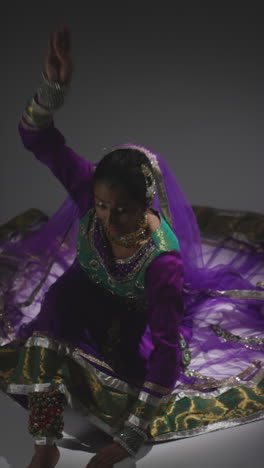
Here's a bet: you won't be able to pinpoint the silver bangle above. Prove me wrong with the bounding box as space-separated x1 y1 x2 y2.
34 437 58 445
113 421 148 457
37 71 68 111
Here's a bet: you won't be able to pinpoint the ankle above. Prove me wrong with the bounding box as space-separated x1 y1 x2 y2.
35 443 58 451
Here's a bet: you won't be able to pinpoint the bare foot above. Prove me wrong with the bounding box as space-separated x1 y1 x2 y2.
27 444 60 468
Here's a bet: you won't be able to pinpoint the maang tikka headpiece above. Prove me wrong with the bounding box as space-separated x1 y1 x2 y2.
140 163 156 207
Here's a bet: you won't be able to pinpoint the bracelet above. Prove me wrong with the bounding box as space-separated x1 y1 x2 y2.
113 421 148 457
28 390 66 444
23 95 53 128
37 71 68 112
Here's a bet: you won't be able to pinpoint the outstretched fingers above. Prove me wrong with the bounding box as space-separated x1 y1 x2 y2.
52 25 71 62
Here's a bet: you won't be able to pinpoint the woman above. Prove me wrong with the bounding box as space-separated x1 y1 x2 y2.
0 26 263 468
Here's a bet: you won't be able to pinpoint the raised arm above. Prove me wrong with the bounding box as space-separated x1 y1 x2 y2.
19 26 95 217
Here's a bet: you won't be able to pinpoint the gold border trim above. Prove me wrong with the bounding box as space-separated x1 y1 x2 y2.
175 363 264 395
143 380 172 395
9 334 264 404
209 289 264 301
147 411 264 442
128 414 149 429
212 324 264 350
138 390 165 407
24 334 140 397
5 380 264 443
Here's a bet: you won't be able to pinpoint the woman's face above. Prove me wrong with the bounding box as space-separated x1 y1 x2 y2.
94 182 145 238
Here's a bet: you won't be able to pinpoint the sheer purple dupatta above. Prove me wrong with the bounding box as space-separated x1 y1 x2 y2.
0 197 80 345
1 142 263 387
118 143 264 291
117 144 264 383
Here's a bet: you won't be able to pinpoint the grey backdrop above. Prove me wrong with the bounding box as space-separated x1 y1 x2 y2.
2 5 263 225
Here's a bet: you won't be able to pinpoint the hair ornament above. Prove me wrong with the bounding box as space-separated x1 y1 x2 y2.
140 163 156 206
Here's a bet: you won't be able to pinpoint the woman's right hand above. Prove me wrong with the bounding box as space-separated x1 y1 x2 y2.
44 25 73 85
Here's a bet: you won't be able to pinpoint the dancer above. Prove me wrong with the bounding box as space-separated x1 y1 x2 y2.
0 25 263 468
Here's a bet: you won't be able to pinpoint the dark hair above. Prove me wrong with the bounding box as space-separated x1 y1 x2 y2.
92 148 154 208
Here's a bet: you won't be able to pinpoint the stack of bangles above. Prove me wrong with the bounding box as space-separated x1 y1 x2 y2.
37 71 68 111
28 390 66 445
113 421 148 457
23 71 68 129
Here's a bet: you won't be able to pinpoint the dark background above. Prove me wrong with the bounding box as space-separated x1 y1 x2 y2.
2 5 263 224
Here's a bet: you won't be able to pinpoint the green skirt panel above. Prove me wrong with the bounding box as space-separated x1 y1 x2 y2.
1 341 264 441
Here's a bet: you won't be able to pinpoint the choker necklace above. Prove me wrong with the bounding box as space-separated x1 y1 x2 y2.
99 212 149 248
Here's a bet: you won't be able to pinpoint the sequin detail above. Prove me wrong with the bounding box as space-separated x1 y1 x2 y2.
212 324 264 351
178 332 191 368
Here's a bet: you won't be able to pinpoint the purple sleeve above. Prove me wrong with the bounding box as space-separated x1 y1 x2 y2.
18 120 95 217
144 250 185 389
125 251 185 430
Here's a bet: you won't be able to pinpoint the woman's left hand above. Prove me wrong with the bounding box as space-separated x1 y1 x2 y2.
86 442 130 467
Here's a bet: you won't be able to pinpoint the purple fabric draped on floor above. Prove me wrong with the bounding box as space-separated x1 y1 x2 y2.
0 126 263 393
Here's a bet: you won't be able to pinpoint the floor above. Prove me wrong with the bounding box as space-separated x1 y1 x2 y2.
0 390 263 468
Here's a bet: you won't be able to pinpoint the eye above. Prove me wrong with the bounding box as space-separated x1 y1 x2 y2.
96 203 105 211
96 203 106 209
96 203 126 214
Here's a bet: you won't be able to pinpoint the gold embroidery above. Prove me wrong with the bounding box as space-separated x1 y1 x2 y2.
153 228 168 252
133 400 159 419
148 379 264 439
